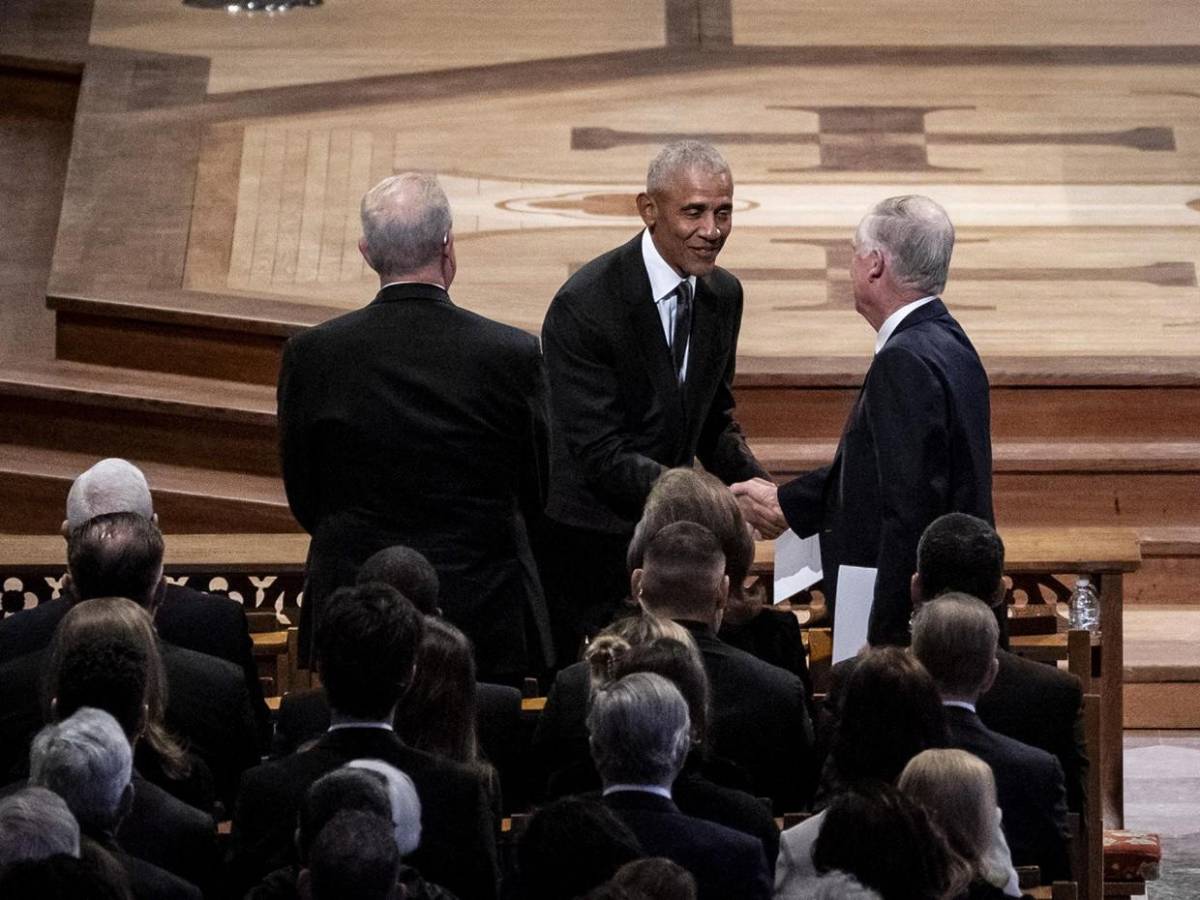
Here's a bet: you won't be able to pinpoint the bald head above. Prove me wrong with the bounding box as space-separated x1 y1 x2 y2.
358 173 453 284
64 459 154 534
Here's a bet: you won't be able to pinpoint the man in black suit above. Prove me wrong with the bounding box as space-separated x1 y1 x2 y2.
0 457 270 744
278 173 551 681
590 671 770 900
230 582 499 900
912 593 1070 882
541 140 768 659
735 195 993 646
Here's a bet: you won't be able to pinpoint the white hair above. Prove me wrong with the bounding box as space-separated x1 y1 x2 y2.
65 458 154 531
646 140 730 195
855 195 955 295
800 870 884 900
359 173 452 278
346 758 422 857
0 786 81 864
588 672 691 787
29 708 132 832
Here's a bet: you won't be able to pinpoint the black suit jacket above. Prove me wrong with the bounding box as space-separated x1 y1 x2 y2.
278 283 551 677
0 594 66 663
534 622 815 812
943 705 1070 882
117 772 217 891
542 233 765 534
778 299 993 645
603 790 770 900
230 726 498 900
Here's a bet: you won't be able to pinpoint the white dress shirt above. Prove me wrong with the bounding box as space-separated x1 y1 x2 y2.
641 229 695 380
874 295 937 355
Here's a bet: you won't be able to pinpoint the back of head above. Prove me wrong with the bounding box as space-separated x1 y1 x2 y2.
804 871 885 900
29 708 132 834
0 787 80 865
316 583 423 720
629 468 754 586
299 766 394 862
635 521 726 621
646 140 730 196
356 545 440 615
911 593 999 700
584 613 695 688
518 797 643 900
67 512 164 608
917 513 1005 607
611 857 697 900
588 671 691 788
813 783 964 900
359 172 452 279
346 759 422 858
855 195 955 296
305 810 400 900
899 748 998 873
0 852 129 900
832 647 947 786
394 616 479 763
65 459 153 532
611 637 710 743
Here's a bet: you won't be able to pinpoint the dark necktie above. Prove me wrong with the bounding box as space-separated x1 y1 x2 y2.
672 280 693 385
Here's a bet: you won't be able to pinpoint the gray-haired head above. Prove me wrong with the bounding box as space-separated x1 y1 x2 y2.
646 140 730 196
359 173 452 279
854 195 955 296
802 870 884 900
29 707 133 833
911 592 999 700
65 459 154 532
346 758 422 857
0 786 81 865
588 671 691 788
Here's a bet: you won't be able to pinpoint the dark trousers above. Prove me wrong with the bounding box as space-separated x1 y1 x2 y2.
540 520 633 670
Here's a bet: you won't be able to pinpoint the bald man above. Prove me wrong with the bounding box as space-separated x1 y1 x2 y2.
277 173 552 680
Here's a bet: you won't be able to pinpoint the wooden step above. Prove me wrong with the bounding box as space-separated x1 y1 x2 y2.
0 443 299 534
0 359 279 476
1123 605 1200 728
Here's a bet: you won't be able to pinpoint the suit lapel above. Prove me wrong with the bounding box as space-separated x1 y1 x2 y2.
621 240 686 434
680 276 722 428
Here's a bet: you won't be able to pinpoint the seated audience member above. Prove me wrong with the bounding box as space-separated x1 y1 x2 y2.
825 513 1086 813
775 648 948 894
0 786 80 864
0 458 268 744
299 810 400 900
357 544 442 615
799 870 884 900
609 857 698 900
590 672 771 900
899 749 1020 899
29 707 201 900
231 583 498 900
534 613 704 796
912 593 1070 883
0 512 258 810
809 784 965 900
916 513 1086 813
548 636 780 866
632 521 816 811
44 597 218 887
517 797 645 900
0 853 131 900
627 468 811 687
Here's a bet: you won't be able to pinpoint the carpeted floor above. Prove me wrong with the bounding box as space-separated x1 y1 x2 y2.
1124 733 1200 899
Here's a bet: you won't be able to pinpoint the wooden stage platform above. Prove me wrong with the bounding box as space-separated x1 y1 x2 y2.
1 1 1198 721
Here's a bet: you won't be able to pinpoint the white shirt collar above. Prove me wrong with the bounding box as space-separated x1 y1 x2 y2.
942 699 977 714
603 783 673 800
379 280 446 291
641 229 695 303
874 295 937 354
328 714 395 733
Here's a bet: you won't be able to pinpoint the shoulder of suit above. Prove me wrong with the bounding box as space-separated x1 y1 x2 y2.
700 265 742 301
997 648 1082 697
550 236 640 305
719 639 806 693
163 640 245 685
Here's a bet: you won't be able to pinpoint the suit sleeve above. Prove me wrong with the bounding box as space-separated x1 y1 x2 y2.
542 289 668 518
277 338 319 534
862 347 950 645
695 287 769 484
778 465 832 538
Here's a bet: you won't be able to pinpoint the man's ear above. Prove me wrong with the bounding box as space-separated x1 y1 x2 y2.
716 574 730 610
867 248 885 282
357 236 372 267
49 696 58 721
630 568 644 601
980 654 1000 696
297 867 313 900
636 192 658 230
60 519 70 540
910 573 923 607
116 782 134 824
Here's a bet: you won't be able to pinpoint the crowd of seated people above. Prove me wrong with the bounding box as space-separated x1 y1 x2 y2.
0 460 1087 899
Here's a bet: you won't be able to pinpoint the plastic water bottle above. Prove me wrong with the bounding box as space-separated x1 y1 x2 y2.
1068 577 1100 632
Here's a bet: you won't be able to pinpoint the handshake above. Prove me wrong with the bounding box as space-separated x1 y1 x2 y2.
730 477 788 540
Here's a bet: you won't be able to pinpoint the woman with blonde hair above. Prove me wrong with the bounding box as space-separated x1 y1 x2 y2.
899 749 1021 899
